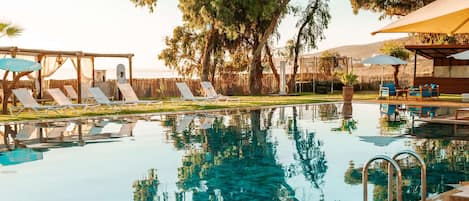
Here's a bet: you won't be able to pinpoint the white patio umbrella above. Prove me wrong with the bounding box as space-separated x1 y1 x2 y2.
448 50 469 60
372 0 469 35
362 55 407 85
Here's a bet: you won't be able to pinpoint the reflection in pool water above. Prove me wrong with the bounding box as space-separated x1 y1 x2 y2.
0 103 467 201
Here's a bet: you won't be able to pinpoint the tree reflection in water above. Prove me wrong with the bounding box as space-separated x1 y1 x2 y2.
289 107 328 200
133 168 163 201
170 110 296 200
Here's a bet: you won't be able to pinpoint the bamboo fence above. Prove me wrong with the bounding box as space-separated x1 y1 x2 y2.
4 73 421 99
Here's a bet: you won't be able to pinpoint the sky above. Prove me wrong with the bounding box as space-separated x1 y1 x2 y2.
0 0 406 78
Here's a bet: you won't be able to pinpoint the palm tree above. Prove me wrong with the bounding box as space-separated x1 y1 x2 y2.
0 22 22 38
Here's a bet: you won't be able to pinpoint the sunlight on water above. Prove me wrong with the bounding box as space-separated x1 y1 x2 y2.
0 103 467 201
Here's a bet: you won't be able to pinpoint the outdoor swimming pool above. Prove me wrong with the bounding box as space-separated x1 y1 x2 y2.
0 103 467 201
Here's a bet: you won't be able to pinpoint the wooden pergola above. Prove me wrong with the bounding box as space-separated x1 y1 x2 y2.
0 46 134 103
406 45 469 93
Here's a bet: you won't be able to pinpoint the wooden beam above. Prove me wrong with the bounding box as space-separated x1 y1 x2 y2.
76 52 82 104
0 46 133 58
91 57 95 87
128 56 133 86
413 50 417 86
36 54 44 99
10 47 17 107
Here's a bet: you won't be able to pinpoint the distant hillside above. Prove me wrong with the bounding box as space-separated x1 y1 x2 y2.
308 37 411 58
304 37 433 78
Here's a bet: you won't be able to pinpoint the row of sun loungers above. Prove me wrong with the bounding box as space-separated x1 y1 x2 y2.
8 81 238 116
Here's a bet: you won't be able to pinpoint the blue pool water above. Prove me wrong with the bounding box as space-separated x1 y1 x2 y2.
0 103 467 201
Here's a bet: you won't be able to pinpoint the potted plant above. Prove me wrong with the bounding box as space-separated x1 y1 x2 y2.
338 71 358 103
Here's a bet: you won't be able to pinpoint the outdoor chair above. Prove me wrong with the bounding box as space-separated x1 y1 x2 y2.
199 116 216 130
379 83 397 99
176 115 195 133
117 83 162 107
112 122 136 138
88 87 129 111
201 81 240 102
47 88 96 111
10 88 63 116
175 82 215 102
64 85 78 100
64 85 93 103
15 124 36 141
408 84 439 100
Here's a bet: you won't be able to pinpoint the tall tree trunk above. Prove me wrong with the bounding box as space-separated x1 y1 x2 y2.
249 0 290 95
288 0 321 93
201 27 217 81
210 57 217 86
2 71 10 114
250 39 264 95
392 65 400 88
2 71 32 114
265 44 280 92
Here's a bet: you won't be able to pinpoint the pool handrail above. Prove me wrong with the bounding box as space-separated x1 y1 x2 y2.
362 155 402 201
389 150 427 201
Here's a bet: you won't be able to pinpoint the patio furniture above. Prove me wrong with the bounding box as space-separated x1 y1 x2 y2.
408 106 438 118
88 87 128 111
64 85 78 100
199 116 216 129
15 124 36 141
379 83 397 99
112 122 136 138
408 84 439 100
117 83 162 107
201 81 240 102
47 88 95 111
175 82 215 102
10 88 63 116
176 115 195 133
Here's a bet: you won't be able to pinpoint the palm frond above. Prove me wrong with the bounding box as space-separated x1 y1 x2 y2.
0 23 8 32
5 27 22 37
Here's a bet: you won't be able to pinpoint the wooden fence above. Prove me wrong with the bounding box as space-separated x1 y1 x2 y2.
4 73 423 99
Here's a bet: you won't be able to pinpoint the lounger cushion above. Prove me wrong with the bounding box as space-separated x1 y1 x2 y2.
381 83 396 96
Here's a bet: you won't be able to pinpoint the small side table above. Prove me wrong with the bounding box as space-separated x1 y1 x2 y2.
396 89 408 100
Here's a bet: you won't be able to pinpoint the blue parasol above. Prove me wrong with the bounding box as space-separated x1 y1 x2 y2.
362 55 407 85
0 58 41 72
0 148 43 166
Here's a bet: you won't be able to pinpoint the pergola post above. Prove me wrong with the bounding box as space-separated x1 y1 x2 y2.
10 47 17 107
128 55 133 86
91 57 95 87
36 54 43 99
76 52 83 103
413 50 417 86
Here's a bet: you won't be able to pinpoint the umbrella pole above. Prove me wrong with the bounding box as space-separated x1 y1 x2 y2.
381 66 384 86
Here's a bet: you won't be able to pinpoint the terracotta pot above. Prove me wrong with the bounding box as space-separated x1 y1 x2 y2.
342 102 353 119
342 86 354 103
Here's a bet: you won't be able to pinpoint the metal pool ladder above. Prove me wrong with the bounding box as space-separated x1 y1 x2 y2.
362 150 427 201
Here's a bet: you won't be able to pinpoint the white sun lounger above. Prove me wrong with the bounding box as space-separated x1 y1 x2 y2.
64 85 78 100
47 88 95 111
15 124 36 141
117 83 162 107
11 88 63 116
199 116 216 130
112 122 136 138
175 82 215 102
176 115 195 133
88 87 127 110
201 81 240 102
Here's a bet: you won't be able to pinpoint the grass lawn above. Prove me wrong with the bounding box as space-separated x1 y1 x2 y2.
0 91 466 122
